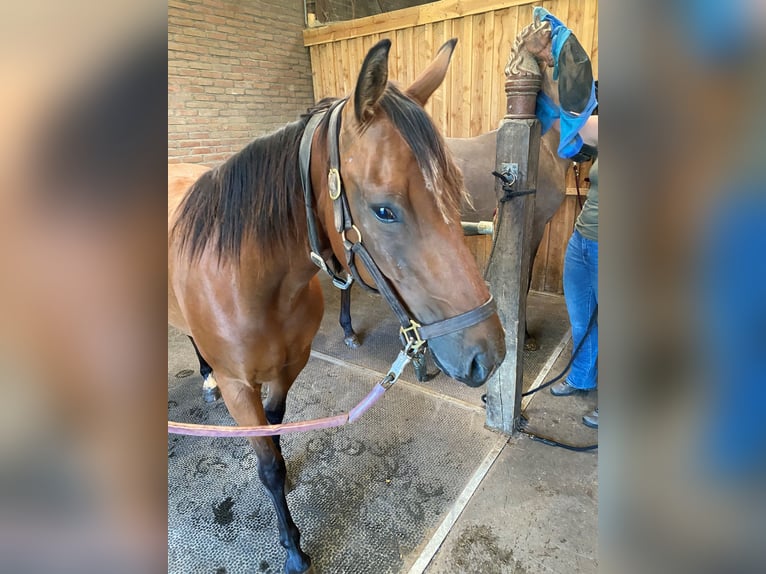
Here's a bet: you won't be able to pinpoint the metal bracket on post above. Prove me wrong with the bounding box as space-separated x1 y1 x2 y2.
501 163 519 181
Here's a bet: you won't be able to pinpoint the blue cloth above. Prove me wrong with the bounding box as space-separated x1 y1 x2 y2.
535 92 560 135
563 229 599 390
536 78 598 159
533 7 571 80
532 7 598 159
558 87 598 158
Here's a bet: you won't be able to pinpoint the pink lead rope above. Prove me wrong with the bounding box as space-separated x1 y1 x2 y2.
168 350 410 438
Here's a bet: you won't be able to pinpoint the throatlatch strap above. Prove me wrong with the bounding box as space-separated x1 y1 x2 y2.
327 102 343 180
299 112 325 258
299 102 352 289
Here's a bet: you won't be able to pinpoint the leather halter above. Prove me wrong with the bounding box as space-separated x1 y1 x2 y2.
299 99 497 355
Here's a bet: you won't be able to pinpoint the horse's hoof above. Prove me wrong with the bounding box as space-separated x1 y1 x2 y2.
524 337 539 352
202 386 221 403
413 360 427 381
413 364 440 383
417 370 440 383
285 556 313 574
343 334 362 349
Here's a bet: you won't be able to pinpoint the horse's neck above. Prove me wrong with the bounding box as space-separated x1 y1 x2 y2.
541 128 573 174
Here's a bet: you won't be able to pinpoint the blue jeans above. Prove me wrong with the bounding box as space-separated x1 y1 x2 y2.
563 229 598 390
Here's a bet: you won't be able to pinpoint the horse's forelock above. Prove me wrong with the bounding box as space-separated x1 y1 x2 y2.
376 86 468 223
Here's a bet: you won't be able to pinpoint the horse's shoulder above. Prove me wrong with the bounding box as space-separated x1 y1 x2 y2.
168 162 210 221
168 162 209 190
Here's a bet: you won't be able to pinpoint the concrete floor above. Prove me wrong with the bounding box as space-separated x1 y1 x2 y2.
422 339 598 574
168 279 597 573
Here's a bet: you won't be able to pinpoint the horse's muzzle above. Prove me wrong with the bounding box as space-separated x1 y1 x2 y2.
429 326 506 387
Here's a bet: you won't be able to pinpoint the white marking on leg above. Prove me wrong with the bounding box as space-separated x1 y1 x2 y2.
203 373 218 390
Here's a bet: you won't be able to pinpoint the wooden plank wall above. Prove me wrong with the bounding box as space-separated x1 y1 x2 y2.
303 0 598 294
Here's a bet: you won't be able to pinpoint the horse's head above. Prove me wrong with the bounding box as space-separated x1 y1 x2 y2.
319 39 505 387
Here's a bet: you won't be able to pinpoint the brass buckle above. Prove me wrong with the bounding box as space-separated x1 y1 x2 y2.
400 320 425 354
328 168 342 200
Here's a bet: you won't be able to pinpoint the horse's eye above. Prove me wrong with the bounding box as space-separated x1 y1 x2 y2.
372 206 397 223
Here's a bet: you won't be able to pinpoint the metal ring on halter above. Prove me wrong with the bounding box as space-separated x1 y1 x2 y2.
341 224 362 248
328 168 342 200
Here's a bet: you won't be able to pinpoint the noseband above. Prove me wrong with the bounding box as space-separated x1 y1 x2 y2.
299 99 497 358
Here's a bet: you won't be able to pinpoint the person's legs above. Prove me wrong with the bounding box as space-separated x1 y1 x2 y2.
563 229 598 390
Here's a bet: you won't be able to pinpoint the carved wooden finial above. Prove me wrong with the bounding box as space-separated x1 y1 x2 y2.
503 19 551 118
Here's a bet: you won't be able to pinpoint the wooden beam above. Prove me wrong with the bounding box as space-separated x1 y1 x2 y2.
303 0 536 46
484 118 541 435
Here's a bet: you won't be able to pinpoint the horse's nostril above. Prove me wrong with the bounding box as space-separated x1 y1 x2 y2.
429 338 503 387
469 352 491 385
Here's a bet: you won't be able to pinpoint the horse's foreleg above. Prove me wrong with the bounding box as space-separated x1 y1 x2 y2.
263 392 286 455
189 336 221 402
257 445 313 574
524 323 539 352
218 377 312 574
263 347 311 456
339 287 361 348
523 243 540 352
412 349 439 382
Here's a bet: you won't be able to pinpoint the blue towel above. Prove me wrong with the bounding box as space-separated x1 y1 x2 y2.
533 7 598 159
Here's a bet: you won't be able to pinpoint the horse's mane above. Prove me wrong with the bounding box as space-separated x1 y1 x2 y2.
170 100 334 264
171 87 465 264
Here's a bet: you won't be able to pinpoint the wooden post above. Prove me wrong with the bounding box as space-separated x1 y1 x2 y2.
484 75 541 435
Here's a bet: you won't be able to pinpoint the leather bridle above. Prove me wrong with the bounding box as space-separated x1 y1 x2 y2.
299 99 497 359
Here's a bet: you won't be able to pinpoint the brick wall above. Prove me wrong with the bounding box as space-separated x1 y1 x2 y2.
313 0 433 23
168 0 315 165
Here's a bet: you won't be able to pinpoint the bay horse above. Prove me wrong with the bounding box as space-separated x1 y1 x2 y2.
168 39 505 574
339 14 596 356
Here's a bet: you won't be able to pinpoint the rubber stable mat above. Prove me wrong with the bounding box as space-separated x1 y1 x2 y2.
168 335 501 574
313 278 571 404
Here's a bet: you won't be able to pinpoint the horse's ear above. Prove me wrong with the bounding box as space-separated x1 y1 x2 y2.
353 39 391 124
406 38 457 106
